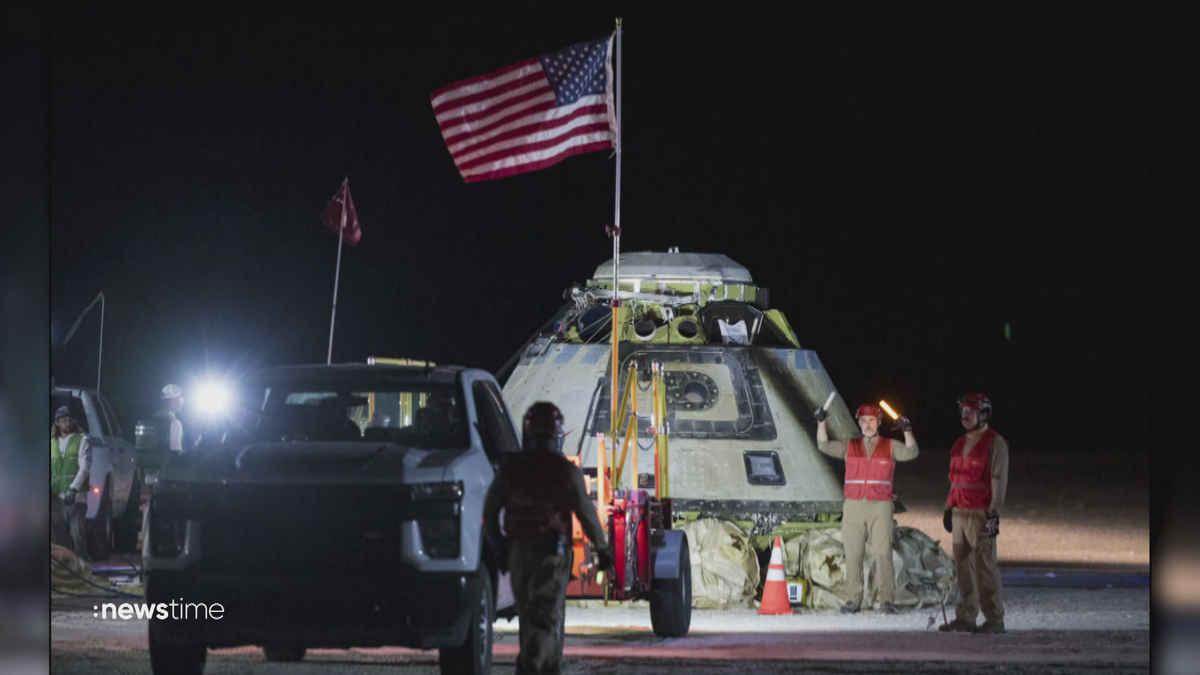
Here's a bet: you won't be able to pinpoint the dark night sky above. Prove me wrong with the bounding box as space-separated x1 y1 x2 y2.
48 2 1146 452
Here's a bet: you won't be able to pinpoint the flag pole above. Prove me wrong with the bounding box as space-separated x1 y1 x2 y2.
97 292 104 394
609 18 624 438
326 178 348 365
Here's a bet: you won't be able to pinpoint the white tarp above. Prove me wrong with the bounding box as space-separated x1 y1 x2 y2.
679 518 760 609
782 525 958 610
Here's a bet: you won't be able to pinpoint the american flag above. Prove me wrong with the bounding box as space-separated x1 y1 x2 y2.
431 36 616 183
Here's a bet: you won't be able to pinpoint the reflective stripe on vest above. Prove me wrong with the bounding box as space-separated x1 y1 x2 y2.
947 430 996 509
51 434 83 494
843 437 895 501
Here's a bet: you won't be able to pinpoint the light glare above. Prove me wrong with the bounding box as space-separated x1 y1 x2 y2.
195 382 232 417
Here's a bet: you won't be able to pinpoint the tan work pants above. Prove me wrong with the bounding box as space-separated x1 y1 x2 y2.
841 498 895 607
509 538 573 675
951 507 1004 623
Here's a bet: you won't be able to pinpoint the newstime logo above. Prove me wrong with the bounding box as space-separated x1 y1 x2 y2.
94 600 225 620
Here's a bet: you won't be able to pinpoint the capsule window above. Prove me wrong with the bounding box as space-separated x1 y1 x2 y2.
743 451 785 486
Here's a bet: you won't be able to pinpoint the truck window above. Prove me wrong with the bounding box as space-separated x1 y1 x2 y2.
98 395 122 437
88 394 112 437
471 382 501 463
472 380 519 462
255 380 467 448
483 381 520 454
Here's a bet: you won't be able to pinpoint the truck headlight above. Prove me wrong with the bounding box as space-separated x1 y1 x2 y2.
150 517 186 558
406 481 464 501
418 518 461 559
148 482 194 557
403 481 463 559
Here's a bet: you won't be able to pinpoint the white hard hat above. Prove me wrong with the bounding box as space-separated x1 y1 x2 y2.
161 383 183 399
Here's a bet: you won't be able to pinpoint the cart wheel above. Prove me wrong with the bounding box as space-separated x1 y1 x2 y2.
650 536 692 638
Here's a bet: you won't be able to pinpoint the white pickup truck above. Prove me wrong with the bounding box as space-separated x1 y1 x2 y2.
144 363 518 675
51 385 141 558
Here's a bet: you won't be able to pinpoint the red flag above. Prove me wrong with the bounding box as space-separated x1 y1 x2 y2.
321 180 362 245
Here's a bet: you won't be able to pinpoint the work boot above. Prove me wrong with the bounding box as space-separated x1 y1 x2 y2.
938 619 977 632
879 601 897 615
977 620 1006 634
839 601 860 614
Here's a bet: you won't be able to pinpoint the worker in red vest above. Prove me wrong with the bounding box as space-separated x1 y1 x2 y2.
939 392 1009 634
817 402 919 614
483 402 613 675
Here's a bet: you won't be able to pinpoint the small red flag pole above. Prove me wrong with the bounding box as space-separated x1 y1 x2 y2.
326 177 348 365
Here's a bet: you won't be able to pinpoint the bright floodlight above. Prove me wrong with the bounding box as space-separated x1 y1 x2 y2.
195 382 232 417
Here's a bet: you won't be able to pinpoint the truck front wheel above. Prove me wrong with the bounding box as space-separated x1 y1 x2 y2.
149 619 206 675
438 571 494 675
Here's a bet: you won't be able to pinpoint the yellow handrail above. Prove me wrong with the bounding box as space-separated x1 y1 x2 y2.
653 362 669 498
612 364 638 489
631 369 639 488
597 432 609 523
613 362 637 440
599 359 669 505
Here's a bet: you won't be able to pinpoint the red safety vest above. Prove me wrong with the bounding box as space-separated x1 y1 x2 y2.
500 452 576 541
947 429 997 509
844 437 895 501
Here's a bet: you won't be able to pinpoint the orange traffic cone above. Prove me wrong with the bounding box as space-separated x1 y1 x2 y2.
758 535 794 615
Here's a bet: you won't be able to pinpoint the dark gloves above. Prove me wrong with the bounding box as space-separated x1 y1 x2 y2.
595 545 615 572
942 507 953 533
63 488 77 506
985 511 1000 538
813 408 828 423
898 416 912 433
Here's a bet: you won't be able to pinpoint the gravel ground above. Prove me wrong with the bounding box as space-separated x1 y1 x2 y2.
51 585 1148 674
50 448 1149 674
46 652 1151 675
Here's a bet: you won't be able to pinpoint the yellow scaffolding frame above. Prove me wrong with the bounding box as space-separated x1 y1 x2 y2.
597 360 669 522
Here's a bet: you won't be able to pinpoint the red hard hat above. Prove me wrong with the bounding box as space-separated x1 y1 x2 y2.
523 402 564 440
855 404 883 420
957 392 992 412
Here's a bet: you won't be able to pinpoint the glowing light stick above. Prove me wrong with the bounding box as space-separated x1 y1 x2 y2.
879 400 900 420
